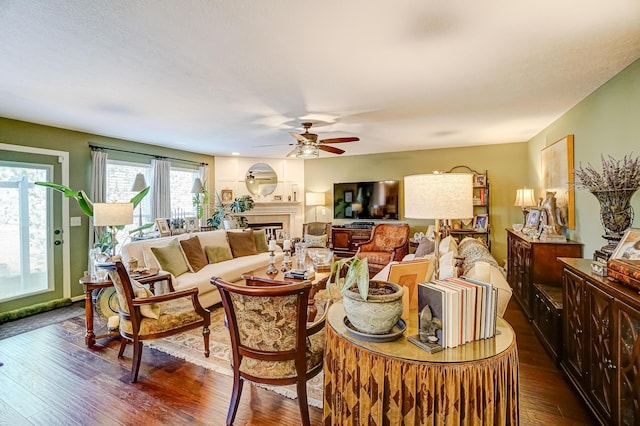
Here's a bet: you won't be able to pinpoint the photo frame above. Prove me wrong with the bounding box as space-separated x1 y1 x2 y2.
155 218 170 236
541 134 575 229
345 205 353 218
524 208 542 229
185 216 198 232
610 228 640 260
344 190 353 203
221 189 233 202
474 174 486 187
273 195 282 201
473 214 489 231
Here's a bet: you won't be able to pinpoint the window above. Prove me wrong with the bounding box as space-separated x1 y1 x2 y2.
170 166 199 218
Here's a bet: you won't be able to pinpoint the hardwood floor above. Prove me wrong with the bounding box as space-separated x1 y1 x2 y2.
0 301 595 425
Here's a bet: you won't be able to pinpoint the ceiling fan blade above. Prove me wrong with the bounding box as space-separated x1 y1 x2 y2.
320 136 360 144
289 132 309 143
253 142 292 148
319 145 345 155
286 147 298 158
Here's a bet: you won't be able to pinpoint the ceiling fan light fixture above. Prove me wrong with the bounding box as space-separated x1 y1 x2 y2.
296 144 319 159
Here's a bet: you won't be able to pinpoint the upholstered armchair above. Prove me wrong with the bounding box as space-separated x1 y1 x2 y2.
211 277 326 426
98 261 210 382
355 223 410 275
302 221 332 247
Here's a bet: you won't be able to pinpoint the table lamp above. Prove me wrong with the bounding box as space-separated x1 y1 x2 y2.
514 188 536 225
94 202 134 257
404 173 473 277
306 192 325 221
191 177 204 220
131 173 147 231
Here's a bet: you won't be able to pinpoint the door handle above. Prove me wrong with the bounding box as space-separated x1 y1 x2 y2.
54 240 62 246
54 229 62 235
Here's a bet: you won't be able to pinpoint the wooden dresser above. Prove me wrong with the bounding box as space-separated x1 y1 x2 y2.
331 226 372 257
560 258 640 425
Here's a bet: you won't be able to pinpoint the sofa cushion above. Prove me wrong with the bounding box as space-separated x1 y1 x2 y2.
253 229 269 253
415 237 435 257
228 230 258 257
439 235 458 256
131 279 160 319
205 244 233 264
304 233 328 248
151 239 190 277
438 251 456 280
180 236 208 272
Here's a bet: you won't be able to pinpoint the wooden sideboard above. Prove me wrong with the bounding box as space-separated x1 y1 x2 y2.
560 258 640 425
331 226 372 257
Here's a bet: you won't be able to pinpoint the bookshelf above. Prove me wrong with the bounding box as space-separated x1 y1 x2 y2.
447 166 491 250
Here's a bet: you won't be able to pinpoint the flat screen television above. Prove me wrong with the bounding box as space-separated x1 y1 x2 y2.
333 180 399 220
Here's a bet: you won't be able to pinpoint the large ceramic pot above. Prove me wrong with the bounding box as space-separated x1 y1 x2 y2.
591 188 638 252
342 280 403 335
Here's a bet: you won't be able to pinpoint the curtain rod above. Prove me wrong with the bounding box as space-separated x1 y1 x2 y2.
89 144 208 166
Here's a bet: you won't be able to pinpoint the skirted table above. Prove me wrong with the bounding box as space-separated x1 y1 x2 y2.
323 302 519 425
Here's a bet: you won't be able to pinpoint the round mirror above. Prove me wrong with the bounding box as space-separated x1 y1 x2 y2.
245 163 278 196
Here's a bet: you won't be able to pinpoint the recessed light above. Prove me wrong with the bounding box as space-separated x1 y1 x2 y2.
231 152 240 156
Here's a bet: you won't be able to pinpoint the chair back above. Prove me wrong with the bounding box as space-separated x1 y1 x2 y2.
302 222 332 247
368 223 410 260
102 261 140 327
212 278 312 379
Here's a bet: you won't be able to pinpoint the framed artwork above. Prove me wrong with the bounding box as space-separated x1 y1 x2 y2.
610 228 640 260
185 216 198 232
541 134 575 229
344 190 353 203
155 218 170 236
273 195 282 201
221 189 233 202
524 208 542 229
474 174 486 187
345 205 353 218
473 214 489 231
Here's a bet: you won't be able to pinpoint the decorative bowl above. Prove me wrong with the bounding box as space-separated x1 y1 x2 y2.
513 224 524 232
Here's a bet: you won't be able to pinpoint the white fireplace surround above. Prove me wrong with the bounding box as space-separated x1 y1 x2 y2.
238 202 302 238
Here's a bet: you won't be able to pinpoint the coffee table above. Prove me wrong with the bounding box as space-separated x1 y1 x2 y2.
241 266 330 322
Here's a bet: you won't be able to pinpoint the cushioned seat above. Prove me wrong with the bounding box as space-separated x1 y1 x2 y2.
355 223 410 275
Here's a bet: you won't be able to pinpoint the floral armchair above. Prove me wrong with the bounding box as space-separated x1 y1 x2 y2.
211 277 326 426
355 223 410 275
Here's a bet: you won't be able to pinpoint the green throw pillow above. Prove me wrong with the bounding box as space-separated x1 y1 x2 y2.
253 229 269 253
205 244 233 264
150 239 190 277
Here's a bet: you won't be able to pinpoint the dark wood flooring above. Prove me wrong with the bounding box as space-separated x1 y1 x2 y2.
0 301 595 425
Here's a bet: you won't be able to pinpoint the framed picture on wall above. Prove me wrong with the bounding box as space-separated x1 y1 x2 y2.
344 190 353 203
221 189 233 202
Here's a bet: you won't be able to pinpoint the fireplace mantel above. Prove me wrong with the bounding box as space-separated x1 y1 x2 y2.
240 202 303 238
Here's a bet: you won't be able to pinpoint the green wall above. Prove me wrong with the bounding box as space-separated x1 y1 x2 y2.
528 58 640 258
0 117 214 311
304 142 529 265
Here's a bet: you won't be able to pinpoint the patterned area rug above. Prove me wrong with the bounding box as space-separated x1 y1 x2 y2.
143 306 324 408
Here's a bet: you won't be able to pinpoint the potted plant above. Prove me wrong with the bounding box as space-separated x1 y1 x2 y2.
208 193 255 229
328 255 404 335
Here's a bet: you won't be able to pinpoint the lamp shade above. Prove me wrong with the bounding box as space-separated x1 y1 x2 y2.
131 173 147 192
297 145 319 159
191 177 204 194
306 192 325 206
514 188 536 207
404 173 473 219
93 203 134 227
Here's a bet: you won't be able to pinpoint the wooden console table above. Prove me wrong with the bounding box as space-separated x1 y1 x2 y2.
78 270 171 348
323 303 519 425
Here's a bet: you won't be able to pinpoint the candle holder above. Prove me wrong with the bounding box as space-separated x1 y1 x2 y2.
281 249 292 272
266 250 278 275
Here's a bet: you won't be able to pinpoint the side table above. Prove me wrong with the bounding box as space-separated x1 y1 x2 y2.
78 270 172 348
323 302 519 425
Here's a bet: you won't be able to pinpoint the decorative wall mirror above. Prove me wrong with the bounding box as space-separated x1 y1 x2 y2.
245 163 278 196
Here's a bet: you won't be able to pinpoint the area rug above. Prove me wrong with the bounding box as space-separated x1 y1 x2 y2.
143 306 324 408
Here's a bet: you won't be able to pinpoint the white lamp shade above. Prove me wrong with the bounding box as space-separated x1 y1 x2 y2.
131 173 147 192
191 177 204 194
514 188 536 207
404 173 473 219
297 145 319 159
306 192 325 206
93 203 134 226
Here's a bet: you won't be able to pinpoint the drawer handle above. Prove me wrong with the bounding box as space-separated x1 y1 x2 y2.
605 359 617 370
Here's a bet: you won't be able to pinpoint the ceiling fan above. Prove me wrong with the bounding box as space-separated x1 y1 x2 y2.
286 122 360 158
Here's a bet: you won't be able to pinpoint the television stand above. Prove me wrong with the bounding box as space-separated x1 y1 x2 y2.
331 226 372 257
347 221 375 229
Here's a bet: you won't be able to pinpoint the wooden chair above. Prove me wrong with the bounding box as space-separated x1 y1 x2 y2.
98 261 210 382
211 277 327 426
355 223 410 275
302 222 332 247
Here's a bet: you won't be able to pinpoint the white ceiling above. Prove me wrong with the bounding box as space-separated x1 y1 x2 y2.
1 1 639 158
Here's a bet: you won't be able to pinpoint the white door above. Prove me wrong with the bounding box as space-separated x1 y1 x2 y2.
0 145 69 311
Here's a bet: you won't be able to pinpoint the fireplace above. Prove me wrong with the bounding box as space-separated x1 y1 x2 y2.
240 202 302 238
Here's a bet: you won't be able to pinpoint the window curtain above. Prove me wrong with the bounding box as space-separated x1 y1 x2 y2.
151 158 171 220
89 149 108 248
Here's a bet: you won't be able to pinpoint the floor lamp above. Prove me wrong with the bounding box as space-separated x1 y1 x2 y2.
404 173 473 278
94 202 134 257
306 192 325 222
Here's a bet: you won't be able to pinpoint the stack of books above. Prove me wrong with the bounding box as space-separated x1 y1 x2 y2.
416 277 498 350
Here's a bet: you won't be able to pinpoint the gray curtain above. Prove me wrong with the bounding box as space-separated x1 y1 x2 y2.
89 149 108 248
151 158 171 220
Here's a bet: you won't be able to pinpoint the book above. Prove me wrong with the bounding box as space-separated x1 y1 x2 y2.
417 282 447 348
430 281 460 348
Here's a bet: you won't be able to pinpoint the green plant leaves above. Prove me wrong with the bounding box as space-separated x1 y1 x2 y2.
328 255 369 300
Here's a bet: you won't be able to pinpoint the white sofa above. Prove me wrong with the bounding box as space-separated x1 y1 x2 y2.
120 230 284 308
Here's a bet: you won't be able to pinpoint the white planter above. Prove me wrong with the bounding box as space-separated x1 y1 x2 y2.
342 280 403 335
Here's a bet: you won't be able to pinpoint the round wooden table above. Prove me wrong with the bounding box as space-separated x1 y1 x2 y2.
323 302 519 425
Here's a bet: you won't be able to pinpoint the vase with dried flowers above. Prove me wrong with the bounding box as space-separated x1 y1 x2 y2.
574 154 640 254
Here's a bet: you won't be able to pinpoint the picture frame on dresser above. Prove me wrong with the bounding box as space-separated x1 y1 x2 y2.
473 214 488 231
185 216 198 232
609 228 640 260
155 218 170 236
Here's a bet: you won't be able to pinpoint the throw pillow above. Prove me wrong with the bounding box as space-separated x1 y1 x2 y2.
439 235 458 256
204 244 233 264
304 233 328 248
415 237 435 257
253 229 269 253
131 279 160 319
438 251 455 280
227 230 258 257
179 236 208 272
150 239 190 277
